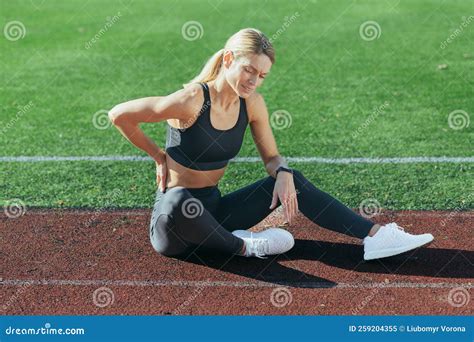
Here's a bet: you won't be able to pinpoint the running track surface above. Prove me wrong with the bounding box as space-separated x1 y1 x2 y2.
1 208 472 315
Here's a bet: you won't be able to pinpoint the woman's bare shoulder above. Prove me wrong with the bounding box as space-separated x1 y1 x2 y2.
178 83 206 119
162 83 206 127
244 91 266 124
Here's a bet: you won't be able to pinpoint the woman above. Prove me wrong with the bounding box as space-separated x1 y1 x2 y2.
108 28 434 260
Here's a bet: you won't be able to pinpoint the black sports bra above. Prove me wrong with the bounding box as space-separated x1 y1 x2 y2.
165 82 249 171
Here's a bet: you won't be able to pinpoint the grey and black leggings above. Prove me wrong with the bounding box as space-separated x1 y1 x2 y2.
149 169 375 257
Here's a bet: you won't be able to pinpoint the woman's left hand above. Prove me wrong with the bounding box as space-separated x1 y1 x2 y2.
269 172 299 225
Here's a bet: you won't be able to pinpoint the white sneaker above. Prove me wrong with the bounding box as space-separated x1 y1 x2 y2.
363 222 434 260
232 228 295 258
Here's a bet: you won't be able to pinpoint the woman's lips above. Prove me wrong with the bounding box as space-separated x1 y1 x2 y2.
242 84 254 92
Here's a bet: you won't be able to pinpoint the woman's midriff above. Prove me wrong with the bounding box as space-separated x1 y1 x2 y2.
164 151 226 189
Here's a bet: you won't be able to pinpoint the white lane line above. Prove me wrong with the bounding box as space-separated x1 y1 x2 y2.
1 156 474 164
21 209 474 217
1 279 472 289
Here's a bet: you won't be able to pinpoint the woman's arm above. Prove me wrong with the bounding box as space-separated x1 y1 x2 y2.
108 84 201 161
248 92 298 224
109 84 202 191
247 92 289 178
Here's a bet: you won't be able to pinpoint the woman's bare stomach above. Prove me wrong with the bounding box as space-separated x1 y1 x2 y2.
164 152 226 189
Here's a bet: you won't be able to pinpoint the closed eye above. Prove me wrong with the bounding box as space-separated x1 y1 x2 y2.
245 67 266 79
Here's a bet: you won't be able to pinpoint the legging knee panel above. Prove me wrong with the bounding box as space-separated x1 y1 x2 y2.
149 186 244 257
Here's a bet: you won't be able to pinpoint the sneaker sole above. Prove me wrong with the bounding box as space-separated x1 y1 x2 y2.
364 235 434 260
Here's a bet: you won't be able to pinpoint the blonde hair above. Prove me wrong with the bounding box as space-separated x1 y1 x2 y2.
183 28 275 88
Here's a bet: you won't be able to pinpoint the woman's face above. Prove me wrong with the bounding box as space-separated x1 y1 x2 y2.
224 51 272 98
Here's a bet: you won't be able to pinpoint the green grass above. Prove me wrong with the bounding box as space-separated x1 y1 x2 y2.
1 161 473 210
1 0 473 209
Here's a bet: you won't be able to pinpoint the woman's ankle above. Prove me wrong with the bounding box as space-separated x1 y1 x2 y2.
238 242 246 256
367 224 382 237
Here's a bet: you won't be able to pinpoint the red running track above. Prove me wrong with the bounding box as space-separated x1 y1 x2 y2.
1 208 472 315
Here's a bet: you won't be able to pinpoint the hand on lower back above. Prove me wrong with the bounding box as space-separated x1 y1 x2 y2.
155 153 168 192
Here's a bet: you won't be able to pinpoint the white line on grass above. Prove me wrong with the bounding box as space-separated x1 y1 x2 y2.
1 156 474 163
1 279 472 289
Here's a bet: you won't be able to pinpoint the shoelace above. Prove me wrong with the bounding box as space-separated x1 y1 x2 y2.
387 222 407 238
248 232 268 259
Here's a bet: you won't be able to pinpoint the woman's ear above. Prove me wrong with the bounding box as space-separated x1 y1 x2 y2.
223 50 234 68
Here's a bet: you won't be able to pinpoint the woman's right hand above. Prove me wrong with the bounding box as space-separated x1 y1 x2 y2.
155 151 168 192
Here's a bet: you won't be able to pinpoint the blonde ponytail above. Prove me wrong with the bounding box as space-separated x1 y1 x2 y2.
183 49 225 88
183 28 275 88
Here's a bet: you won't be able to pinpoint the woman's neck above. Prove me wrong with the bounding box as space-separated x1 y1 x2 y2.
208 75 240 111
